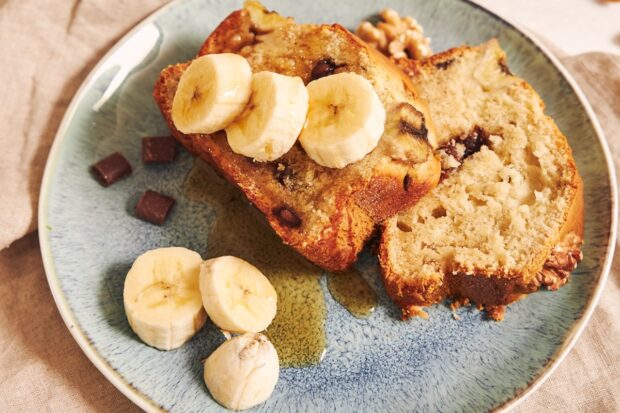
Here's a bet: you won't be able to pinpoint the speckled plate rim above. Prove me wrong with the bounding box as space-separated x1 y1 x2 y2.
37 1 618 412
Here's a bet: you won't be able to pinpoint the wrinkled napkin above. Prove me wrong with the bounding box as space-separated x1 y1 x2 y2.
0 1 618 411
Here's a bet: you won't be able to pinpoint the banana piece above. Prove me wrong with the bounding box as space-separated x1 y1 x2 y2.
200 256 277 333
225 71 308 162
123 247 207 350
382 102 431 163
299 72 386 168
171 53 252 134
204 333 279 411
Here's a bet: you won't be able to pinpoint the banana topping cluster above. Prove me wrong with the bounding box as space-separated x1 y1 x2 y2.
356 9 432 60
124 249 280 410
171 53 387 169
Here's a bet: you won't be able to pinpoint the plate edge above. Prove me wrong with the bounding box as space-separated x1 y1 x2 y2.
36 1 184 412
459 1 619 412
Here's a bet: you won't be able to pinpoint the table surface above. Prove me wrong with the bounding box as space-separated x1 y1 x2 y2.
473 0 620 56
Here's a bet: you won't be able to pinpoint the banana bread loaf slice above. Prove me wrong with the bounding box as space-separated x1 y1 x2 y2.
154 2 441 272
380 40 583 319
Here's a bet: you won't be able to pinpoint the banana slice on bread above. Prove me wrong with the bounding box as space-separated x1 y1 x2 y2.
172 53 252 134
123 247 207 350
299 72 386 168
226 71 308 161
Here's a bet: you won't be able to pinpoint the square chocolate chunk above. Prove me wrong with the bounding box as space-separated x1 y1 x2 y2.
135 190 175 225
142 136 177 163
91 152 132 187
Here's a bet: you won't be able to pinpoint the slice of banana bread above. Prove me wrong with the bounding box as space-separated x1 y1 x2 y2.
154 2 441 272
380 40 584 319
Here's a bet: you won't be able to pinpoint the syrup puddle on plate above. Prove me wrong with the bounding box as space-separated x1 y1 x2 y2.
183 159 326 367
327 270 377 318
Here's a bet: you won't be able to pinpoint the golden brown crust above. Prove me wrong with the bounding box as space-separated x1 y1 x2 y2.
379 40 584 318
153 6 440 272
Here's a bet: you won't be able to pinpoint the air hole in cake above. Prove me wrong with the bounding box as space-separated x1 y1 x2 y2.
396 221 413 232
431 206 446 218
470 196 486 207
273 206 302 228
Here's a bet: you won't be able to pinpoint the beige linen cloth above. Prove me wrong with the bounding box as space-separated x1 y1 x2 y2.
0 1 618 411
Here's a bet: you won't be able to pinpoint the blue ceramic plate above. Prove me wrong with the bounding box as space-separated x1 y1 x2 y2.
39 0 617 412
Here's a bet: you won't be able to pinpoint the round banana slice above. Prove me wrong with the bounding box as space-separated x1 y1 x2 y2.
199 256 277 333
299 72 386 168
225 71 309 162
204 333 279 411
123 247 207 351
171 53 252 134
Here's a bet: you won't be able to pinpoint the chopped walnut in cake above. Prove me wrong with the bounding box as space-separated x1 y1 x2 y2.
356 9 432 60
531 233 583 291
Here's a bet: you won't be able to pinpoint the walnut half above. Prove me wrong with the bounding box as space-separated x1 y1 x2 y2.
531 233 583 291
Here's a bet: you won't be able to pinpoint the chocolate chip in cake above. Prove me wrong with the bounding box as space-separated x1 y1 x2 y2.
273 206 301 228
142 137 177 163
91 152 132 187
135 190 175 225
311 58 347 80
403 174 411 191
435 58 455 70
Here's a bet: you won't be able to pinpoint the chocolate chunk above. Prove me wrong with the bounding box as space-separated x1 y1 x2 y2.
403 174 411 191
135 190 175 225
435 58 455 70
273 206 301 228
311 58 337 80
442 143 460 161
311 58 346 80
142 137 177 163
462 127 488 158
91 152 132 187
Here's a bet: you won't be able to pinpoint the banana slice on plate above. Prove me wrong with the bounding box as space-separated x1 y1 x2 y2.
200 256 277 333
225 71 308 162
204 333 279 411
171 53 252 134
299 72 386 168
123 247 207 350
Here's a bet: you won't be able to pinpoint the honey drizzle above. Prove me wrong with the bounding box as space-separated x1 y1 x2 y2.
327 270 377 317
183 159 326 367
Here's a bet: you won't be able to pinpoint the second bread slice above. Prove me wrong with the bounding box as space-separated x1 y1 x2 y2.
381 40 583 319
